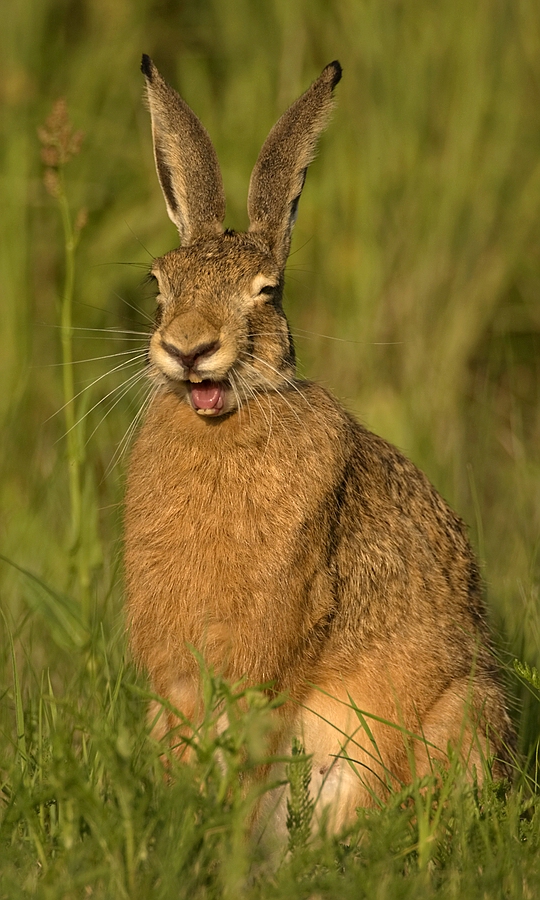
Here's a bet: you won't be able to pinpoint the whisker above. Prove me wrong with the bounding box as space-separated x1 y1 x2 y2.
37 326 150 343
241 326 404 348
228 370 248 427
286 235 315 257
76 327 150 337
40 348 148 367
120 219 156 261
250 374 301 458
63 334 148 343
234 369 262 432
111 290 155 325
237 345 308 422
244 353 306 402
105 382 157 477
235 370 274 453
59 366 148 441
71 297 151 329
91 261 152 270
42 324 151 337
241 360 308 430
47 354 148 423
257 373 305 429
292 328 404 346
85 368 149 447
261 389 273 456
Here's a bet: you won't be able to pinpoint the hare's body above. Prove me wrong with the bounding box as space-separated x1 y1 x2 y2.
125 57 513 828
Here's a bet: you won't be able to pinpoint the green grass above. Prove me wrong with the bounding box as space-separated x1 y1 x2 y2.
2 0 540 895
1 645 540 898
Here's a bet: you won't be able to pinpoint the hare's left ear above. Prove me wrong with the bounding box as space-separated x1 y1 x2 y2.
141 55 226 245
247 61 342 267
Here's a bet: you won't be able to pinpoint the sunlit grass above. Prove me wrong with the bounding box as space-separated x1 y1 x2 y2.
0 631 538 897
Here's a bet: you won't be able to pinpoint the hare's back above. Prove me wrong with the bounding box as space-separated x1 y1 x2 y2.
317 397 490 675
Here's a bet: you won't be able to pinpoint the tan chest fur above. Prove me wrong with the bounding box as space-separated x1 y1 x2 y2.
124 385 346 696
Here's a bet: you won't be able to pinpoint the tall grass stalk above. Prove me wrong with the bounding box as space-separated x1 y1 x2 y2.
63 209 93 609
38 101 91 616
58 179 89 605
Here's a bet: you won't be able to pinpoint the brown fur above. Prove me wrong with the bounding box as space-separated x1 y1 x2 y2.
125 57 514 829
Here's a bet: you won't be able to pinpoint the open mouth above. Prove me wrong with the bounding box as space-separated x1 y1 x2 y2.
189 380 227 416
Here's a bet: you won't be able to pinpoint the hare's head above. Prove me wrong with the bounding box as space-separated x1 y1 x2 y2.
142 55 341 417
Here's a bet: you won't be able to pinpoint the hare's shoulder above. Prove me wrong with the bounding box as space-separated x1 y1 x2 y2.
299 383 479 589
309 384 472 550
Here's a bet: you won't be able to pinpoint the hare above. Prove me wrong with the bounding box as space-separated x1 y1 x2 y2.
124 55 514 831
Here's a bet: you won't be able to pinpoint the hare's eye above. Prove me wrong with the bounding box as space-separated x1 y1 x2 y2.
251 276 278 302
146 272 165 302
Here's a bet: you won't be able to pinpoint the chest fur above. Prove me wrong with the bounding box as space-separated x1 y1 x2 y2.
124 389 344 681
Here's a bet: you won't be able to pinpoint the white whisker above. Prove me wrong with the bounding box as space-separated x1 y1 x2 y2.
244 352 305 399
59 365 148 441
241 355 308 428
105 382 157 477
111 290 155 325
234 369 265 432
228 370 248 427
43 323 151 337
41 347 148 367
247 366 307 430
47 354 148 423
292 328 404 346
85 368 149 447
235 370 274 454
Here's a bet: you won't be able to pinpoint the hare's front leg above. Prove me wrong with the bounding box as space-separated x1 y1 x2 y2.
148 674 202 761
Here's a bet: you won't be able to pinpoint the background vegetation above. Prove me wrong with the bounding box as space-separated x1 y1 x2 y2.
1 0 540 895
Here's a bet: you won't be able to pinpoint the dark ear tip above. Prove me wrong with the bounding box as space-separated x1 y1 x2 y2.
325 60 343 90
141 54 153 80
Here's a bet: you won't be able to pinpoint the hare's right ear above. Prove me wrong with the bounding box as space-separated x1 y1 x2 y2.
248 61 342 267
141 55 226 244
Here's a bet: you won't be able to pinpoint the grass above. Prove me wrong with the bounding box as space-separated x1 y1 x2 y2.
1 0 540 895
1 647 540 898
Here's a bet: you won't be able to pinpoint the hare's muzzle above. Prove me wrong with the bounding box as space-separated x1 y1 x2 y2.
160 338 221 371
148 326 235 417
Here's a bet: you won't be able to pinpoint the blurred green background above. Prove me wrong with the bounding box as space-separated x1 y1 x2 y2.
1 0 539 739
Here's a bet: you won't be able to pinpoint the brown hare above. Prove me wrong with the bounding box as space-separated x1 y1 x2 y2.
124 55 514 831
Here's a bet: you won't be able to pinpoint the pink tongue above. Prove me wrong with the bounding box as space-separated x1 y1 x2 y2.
191 381 224 410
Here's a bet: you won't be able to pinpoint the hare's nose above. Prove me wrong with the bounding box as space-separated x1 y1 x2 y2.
161 338 220 370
